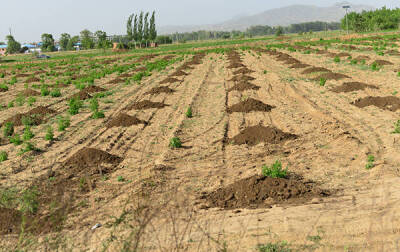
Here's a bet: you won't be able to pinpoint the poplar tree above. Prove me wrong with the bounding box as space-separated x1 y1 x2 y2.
150 11 157 41
133 14 139 42
138 11 144 42
127 14 133 41
144 12 150 41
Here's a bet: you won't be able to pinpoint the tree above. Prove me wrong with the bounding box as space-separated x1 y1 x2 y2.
59 33 71 51
67 36 79 51
41 33 56 52
94 30 110 49
275 26 284 36
133 14 139 43
149 11 157 41
80 29 95 50
137 11 144 42
5 35 21 54
127 14 134 41
143 12 150 41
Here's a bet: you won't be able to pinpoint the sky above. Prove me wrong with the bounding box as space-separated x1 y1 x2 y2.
1 0 399 42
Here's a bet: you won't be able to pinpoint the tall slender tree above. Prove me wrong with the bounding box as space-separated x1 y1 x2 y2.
133 14 139 43
59 33 71 51
137 11 144 42
127 14 133 41
149 11 157 42
144 12 150 42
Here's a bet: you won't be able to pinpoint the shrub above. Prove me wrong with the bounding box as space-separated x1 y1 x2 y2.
334 56 340 63
40 84 50 96
169 137 182 149
262 161 288 178
185 107 193 118
68 98 83 115
9 134 22 146
3 122 14 137
0 151 7 162
27 96 36 106
15 94 25 106
19 142 36 155
319 78 327 86
57 116 70 131
392 120 400 134
0 83 8 91
23 127 34 141
50 88 61 97
45 126 54 140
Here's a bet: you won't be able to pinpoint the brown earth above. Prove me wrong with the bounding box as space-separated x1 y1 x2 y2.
372 60 393 66
352 96 400 111
160 77 180 84
228 125 297 146
233 68 255 75
312 72 350 81
26 77 41 83
169 70 188 77
145 86 175 95
69 90 92 100
15 73 31 78
226 98 275 113
108 78 125 84
106 113 147 128
81 85 106 93
2 106 57 126
229 74 256 82
228 81 260 92
205 175 329 209
21 89 40 97
64 147 123 169
289 63 310 69
227 62 245 69
0 208 22 235
301 67 332 74
125 100 168 110
331 82 378 93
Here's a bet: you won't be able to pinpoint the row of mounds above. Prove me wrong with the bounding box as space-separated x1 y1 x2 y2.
69 85 106 100
226 98 275 114
352 96 400 112
227 50 261 92
202 174 330 209
0 147 124 235
1 106 57 127
106 113 147 128
331 82 378 93
227 125 297 146
125 100 169 110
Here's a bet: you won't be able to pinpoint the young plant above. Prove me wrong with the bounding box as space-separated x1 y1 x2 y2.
45 126 54 141
334 56 340 63
371 62 379 71
68 98 83 115
50 88 61 97
185 107 193 118
57 116 70 131
0 151 7 162
40 84 50 96
19 142 36 155
23 127 35 141
319 78 327 86
90 98 105 119
27 96 36 107
365 155 375 170
15 94 25 106
3 122 14 137
261 160 288 178
9 134 22 146
169 137 182 149
7 101 14 108
392 120 400 134
0 83 8 91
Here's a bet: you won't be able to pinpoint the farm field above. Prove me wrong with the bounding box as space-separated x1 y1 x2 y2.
1 32 400 251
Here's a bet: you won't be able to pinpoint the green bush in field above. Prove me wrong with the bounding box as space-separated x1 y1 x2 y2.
262 161 288 178
9 134 22 146
185 107 193 118
40 84 50 96
68 98 83 115
45 126 54 141
334 56 340 63
57 116 70 131
3 122 14 137
319 78 327 86
50 88 61 97
23 127 34 141
0 151 7 162
169 137 182 149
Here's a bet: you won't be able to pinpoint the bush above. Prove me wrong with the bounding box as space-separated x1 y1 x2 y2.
68 98 83 115
3 122 14 137
27 96 36 106
45 126 54 140
40 84 50 96
57 116 70 131
169 137 182 149
23 127 34 141
334 56 340 63
50 88 61 97
262 161 288 178
0 151 7 162
9 134 22 146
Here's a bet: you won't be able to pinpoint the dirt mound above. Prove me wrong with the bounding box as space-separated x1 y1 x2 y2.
21 89 40 96
126 100 168 110
336 52 351 57
228 62 245 69
352 96 400 111
227 98 275 113
315 50 329 54
233 68 255 75
108 78 125 84
145 86 175 95
229 75 256 82
160 77 180 84
177 64 194 71
228 81 260 92
312 72 350 81
331 82 378 93
229 125 296 146
0 208 22 235
69 90 92 100
275 54 292 61
118 73 132 78
26 77 40 83
290 63 310 69
354 55 370 61
372 60 393 66
34 70 46 75
2 106 57 127
133 66 147 72
205 175 329 209
301 67 332 74
15 73 31 78
169 70 188 77
106 113 147 128
283 58 301 65
162 55 175 61
386 50 400 56
81 85 106 93
64 147 123 169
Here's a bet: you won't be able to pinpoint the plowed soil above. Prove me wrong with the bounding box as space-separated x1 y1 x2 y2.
160 77 180 84
205 175 329 209
81 85 106 93
145 86 175 95
26 77 41 83
69 90 92 100
331 82 378 93
64 147 123 169
21 89 40 96
228 81 260 92
233 68 255 75
312 72 350 81
125 100 168 110
229 125 296 146
2 106 57 126
227 98 275 113
229 75 256 82
372 60 393 66
106 113 147 128
169 70 188 77
108 78 125 84
227 62 245 69
289 63 310 69
301 67 332 74
0 208 22 235
352 96 400 111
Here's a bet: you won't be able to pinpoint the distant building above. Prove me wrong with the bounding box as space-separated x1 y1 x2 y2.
22 44 40 53
0 45 6 55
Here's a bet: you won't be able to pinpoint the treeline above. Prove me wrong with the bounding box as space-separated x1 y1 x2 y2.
166 21 341 43
125 11 157 47
341 7 400 32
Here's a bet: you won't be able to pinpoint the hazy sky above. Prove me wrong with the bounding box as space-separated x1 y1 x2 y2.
1 0 399 42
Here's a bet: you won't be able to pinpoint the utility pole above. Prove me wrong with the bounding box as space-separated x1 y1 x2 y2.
343 5 351 35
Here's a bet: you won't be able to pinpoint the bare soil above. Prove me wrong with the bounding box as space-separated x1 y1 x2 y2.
352 96 400 111
229 125 297 146
227 98 275 113
331 82 378 93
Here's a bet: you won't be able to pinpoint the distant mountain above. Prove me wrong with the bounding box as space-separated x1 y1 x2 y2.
159 2 374 34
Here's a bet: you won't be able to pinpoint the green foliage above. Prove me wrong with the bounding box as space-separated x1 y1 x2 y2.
21 116 34 126
9 134 22 146
90 98 105 119
262 161 288 178
41 33 56 52
258 241 291 252
40 84 50 96
319 78 327 86
392 120 400 134
59 33 71 51
365 155 375 170
342 7 400 32
185 107 193 118
15 94 25 106
27 96 36 106
0 83 8 91
5 35 21 54
169 137 182 149
57 116 70 131
45 126 54 141
19 141 36 155
3 122 14 137
350 59 358 65
19 187 39 214
50 88 61 97
0 151 7 162
80 29 95 49
68 98 83 115
117 176 125 182
7 101 14 108
334 56 340 63
23 127 35 141
0 73 5 78
275 26 284 36
371 62 379 71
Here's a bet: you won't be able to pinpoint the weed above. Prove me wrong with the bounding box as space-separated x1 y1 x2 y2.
27 96 36 106
21 116 34 126
365 155 375 169
397 72 400 77
43 126 54 141
0 83 8 91
392 120 400 134
16 94 25 106
91 110 105 119
117 176 125 182
9 134 23 146
262 161 288 178
7 101 14 108
90 98 105 119
258 241 291 252
169 137 182 149
0 151 7 162
319 78 327 86
371 62 379 71
19 142 37 155
334 56 340 63
50 88 61 97
79 177 87 191
68 97 83 115
19 187 39 214
3 122 14 137
360 59 366 65
57 116 70 131
185 107 193 118
40 84 50 96
23 127 35 141
350 59 358 65
0 73 4 78
263 70 268 74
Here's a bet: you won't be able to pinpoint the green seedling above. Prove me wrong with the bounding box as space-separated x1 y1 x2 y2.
262 160 288 178
185 107 193 118
57 116 70 131
3 122 14 137
169 137 182 149
45 126 54 141
0 151 7 162
319 78 327 86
